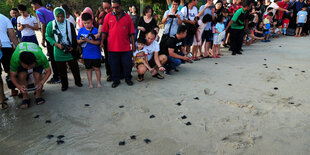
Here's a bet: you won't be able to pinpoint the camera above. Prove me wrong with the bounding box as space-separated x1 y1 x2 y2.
169 15 176 18
61 44 71 53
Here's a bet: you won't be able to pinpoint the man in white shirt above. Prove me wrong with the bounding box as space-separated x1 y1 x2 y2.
0 13 19 105
181 0 198 54
264 0 290 17
17 4 39 44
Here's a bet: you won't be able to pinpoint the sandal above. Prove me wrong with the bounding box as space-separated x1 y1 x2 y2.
137 74 144 82
152 73 164 79
0 102 8 110
35 98 45 105
20 99 30 109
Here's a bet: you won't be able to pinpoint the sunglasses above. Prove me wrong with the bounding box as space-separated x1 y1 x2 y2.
112 6 120 9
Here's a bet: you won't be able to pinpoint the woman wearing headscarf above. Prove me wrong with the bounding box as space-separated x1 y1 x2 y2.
78 7 99 29
45 7 82 91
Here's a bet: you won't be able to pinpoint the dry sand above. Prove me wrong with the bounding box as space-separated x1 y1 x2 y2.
0 34 310 155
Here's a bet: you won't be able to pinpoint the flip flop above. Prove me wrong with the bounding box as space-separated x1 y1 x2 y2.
137 74 144 82
0 102 8 110
152 73 164 79
35 98 45 105
20 99 30 109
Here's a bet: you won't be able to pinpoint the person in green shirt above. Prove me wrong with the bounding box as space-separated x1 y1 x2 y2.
10 42 51 109
225 0 251 55
45 7 82 91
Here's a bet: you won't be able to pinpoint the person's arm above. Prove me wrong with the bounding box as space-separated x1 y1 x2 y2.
296 14 299 24
7 28 19 48
277 7 290 13
176 13 183 25
41 23 47 47
198 5 208 17
250 33 264 40
162 11 169 24
131 34 136 52
254 28 263 33
85 38 100 45
38 67 51 88
17 23 23 31
225 20 234 31
45 22 63 50
166 0 171 6
168 48 189 60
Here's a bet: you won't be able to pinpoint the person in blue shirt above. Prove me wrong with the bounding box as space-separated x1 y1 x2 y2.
295 6 308 37
77 13 102 89
162 0 184 37
10 8 21 40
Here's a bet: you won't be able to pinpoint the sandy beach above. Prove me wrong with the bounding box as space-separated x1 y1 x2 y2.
1 34 310 154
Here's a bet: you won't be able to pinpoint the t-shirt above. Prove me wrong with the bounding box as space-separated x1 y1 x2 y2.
10 42 50 72
197 20 207 36
297 11 308 23
275 2 289 20
160 35 184 56
0 14 14 48
199 5 214 30
181 6 198 21
137 16 158 39
17 15 37 37
265 2 279 17
263 18 271 30
36 7 55 25
215 23 225 36
163 10 184 36
77 27 101 59
143 40 160 61
102 11 135 52
231 8 248 30
130 13 139 28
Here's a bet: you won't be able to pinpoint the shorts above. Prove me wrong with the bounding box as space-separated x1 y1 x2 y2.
183 33 194 46
297 23 304 27
148 56 156 68
22 35 39 45
254 33 264 37
201 30 213 42
264 30 270 34
84 59 101 69
17 66 44 74
213 35 221 45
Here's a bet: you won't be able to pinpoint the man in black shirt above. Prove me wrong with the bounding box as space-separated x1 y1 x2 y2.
160 25 192 74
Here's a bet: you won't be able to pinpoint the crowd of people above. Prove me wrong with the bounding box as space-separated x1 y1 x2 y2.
0 0 309 109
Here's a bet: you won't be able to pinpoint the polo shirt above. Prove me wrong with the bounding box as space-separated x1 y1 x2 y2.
275 2 289 20
17 15 37 37
231 8 248 30
102 11 135 52
0 14 14 48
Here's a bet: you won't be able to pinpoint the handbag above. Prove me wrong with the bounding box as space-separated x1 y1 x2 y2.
160 11 177 46
184 5 197 35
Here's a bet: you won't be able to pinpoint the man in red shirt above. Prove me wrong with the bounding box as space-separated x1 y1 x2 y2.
275 0 290 20
99 0 113 82
102 0 136 88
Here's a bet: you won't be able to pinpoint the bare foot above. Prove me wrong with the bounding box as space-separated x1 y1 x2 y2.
89 84 94 89
97 83 102 88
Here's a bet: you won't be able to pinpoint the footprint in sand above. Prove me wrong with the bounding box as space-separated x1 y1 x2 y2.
277 97 302 108
221 132 262 149
204 88 216 96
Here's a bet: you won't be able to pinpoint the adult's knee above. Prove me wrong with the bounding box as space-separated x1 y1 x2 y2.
137 65 147 74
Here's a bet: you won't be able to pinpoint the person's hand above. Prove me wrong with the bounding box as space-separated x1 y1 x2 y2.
69 47 74 52
84 37 90 42
133 63 137 68
158 66 166 72
285 10 290 13
175 14 180 19
197 39 200 43
41 38 46 47
140 27 146 32
35 82 43 90
18 85 27 94
55 43 64 50
132 45 136 52
94 33 101 39
211 8 215 13
100 42 104 49
190 20 196 25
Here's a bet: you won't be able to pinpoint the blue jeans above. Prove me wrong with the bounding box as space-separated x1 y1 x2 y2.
108 51 133 82
165 52 183 71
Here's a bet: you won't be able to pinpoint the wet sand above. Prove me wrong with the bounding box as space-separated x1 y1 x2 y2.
1 35 310 154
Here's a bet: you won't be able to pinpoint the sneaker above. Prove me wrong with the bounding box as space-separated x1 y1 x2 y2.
47 77 61 84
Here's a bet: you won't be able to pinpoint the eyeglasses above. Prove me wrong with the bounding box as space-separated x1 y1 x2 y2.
103 7 111 10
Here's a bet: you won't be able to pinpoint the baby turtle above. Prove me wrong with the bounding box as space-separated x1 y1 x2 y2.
265 66 268 68
289 67 293 69
144 139 151 144
274 87 279 90
46 134 54 139
288 102 295 105
193 97 199 100
119 141 126 146
279 46 282 47
149 115 156 119
181 115 187 119
57 135 65 139
277 68 281 70
264 59 267 61
301 71 306 73
228 84 232 86
130 135 136 140
34 115 40 119
45 120 52 124
185 122 192 126
57 140 65 145
263 64 267 66
215 63 218 65
176 102 182 106
84 104 90 107
119 105 124 108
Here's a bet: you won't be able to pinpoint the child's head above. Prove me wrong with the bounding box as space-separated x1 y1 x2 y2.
302 5 307 11
202 14 212 24
74 10 80 18
258 21 263 28
82 13 93 29
273 20 278 26
137 38 146 51
217 15 224 23
267 7 273 13
222 9 228 17
267 12 273 19
248 22 255 29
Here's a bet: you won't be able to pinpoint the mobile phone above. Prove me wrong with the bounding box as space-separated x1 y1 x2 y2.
27 87 36 91
169 15 176 18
